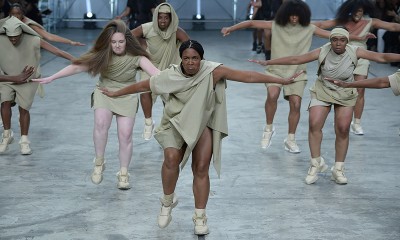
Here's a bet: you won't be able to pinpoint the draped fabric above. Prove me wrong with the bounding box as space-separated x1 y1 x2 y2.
92 54 141 118
310 43 359 106
265 22 315 81
149 60 228 177
388 69 400 96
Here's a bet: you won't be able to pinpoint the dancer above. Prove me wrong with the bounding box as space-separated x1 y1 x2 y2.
0 17 74 155
313 0 400 135
131 2 189 140
222 0 368 153
99 40 301 235
1 3 84 46
32 20 160 190
250 28 400 185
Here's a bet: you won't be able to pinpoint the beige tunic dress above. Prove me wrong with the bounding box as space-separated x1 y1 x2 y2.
388 69 400 96
149 60 228 177
345 17 372 76
92 55 141 118
310 43 359 107
140 3 181 81
0 17 41 110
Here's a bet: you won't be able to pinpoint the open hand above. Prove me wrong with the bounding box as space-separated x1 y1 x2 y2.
31 76 54 84
221 27 231 36
283 70 304 85
248 59 268 66
98 87 117 97
71 41 85 46
13 66 35 84
324 77 348 87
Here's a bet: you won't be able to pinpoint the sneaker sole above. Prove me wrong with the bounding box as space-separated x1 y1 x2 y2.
194 228 210 235
0 137 14 153
284 140 301 154
117 184 131 190
305 164 328 185
331 176 348 185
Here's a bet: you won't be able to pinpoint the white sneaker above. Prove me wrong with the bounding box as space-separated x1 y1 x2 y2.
193 213 209 235
0 130 14 153
350 122 364 135
284 138 301 153
19 135 32 155
142 120 155 140
91 157 105 185
305 157 328 184
261 127 275 149
116 171 131 190
157 193 178 228
331 166 348 185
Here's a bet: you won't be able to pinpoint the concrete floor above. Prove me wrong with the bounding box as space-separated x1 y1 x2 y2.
0 28 399 240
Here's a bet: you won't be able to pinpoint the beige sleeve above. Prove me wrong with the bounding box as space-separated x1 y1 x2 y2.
388 71 400 96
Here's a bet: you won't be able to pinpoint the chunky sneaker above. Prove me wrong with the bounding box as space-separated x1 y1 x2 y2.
142 120 155 140
158 193 178 228
91 157 105 184
331 166 348 185
19 135 32 155
193 213 209 235
0 130 14 153
261 127 275 149
350 122 364 135
284 138 301 153
116 171 131 190
305 157 328 184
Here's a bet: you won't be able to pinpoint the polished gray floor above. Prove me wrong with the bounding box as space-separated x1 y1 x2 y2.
0 28 399 240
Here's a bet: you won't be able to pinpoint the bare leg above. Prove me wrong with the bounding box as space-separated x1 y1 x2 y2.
287 95 301 134
18 106 30 136
265 86 281 125
308 105 330 158
162 146 185 195
140 93 153 119
1 101 12 130
116 115 135 168
354 74 367 120
333 105 353 162
93 108 113 157
191 127 212 209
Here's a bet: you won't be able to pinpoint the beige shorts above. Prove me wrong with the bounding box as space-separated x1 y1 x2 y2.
353 58 370 76
308 91 332 109
267 80 307 100
0 82 38 110
154 125 185 150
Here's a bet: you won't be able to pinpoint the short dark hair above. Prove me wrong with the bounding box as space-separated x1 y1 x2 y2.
274 0 311 27
179 40 204 59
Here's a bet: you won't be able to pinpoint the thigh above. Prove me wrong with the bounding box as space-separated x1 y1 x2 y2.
334 105 353 130
309 105 330 130
94 108 113 129
192 127 213 167
116 115 135 137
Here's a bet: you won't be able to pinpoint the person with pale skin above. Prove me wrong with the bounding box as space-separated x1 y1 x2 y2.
1 3 85 46
131 2 189 141
313 0 400 135
0 17 74 155
250 28 400 185
99 40 301 235
33 20 160 190
221 0 372 154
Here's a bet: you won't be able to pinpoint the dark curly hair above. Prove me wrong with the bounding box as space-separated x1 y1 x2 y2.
335 0 375 25
274 0 311 27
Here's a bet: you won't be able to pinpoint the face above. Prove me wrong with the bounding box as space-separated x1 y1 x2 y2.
8 34 22 45
181 48 201 76
110 32 126 55
9 7 23 20
158 13 171 31
351 8 364 22
289 15 299 25
330 36 348 54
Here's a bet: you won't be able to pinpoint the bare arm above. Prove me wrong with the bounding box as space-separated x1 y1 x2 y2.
31 24 85 46
325 76 390 89
40 39 75 61
176 27 190 42
0 66 34 83
311 19 337 29
32 64 88 84
372 18 400 32
131 25 144 38
313 26 375 41
212 65 302 85
100 80 151 97
249 48 320 66
221 20 272 36
139 56 160 76
356 48 400 63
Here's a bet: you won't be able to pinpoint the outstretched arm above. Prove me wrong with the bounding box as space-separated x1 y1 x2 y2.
212 65 303 85
221 20 272 36
325 76 390 89
311 19 337 29
0 66 34 83
313 26 376 41
176 27 190 42
30 24 85 46
139 56 160 76
356 48 400 63
249 48 320 66
100 80 151 97
32 64 88 84
372 18 400 32
40 39 75 61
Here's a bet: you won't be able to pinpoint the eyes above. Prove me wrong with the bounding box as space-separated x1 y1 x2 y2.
111 40 125 44
182 56 200 61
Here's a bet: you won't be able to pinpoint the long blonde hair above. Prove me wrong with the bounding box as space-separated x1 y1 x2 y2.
73 20 150 76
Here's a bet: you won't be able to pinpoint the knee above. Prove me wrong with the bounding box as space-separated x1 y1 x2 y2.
192 161 210 178
335 125 350 138
267 91 279 102
164 151 181 170
289 99 301 112
1 101 12 108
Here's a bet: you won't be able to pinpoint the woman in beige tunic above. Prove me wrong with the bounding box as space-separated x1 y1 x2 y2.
313 0 400 135
100 40 300 235
0 17 74 155
2 3 84 46
33 20 160 190
131 2 189 140
251 28 400 185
